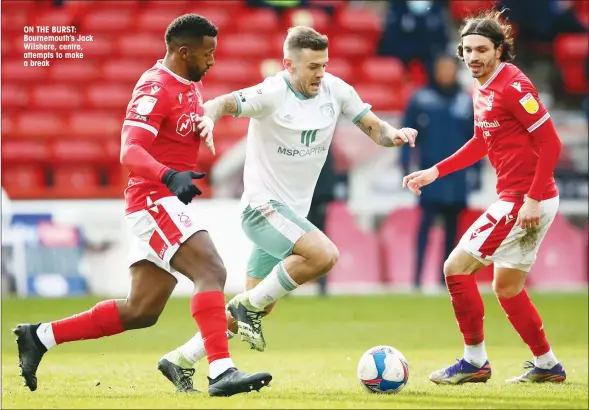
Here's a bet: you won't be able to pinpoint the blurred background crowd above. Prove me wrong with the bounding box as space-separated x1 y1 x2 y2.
1 0 587 299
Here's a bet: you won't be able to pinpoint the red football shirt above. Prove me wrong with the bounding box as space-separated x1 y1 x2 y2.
122 60 204 214
438 62 559 202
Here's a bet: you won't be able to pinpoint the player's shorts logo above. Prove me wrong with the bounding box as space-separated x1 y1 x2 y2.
519 93 539 114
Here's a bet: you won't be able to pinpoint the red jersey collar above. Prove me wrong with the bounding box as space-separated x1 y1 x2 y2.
478 62 506 90
156 60 191 85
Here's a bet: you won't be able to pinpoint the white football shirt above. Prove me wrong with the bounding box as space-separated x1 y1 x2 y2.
232 70 370 216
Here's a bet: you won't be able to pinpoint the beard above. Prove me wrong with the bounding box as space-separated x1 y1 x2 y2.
188 67 204 82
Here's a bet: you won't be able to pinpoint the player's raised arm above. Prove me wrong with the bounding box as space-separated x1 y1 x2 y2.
204 77 281 122
402 133 488 195
354 111 417 148
334 76 417 148
120 81 172 181
203 93 239 122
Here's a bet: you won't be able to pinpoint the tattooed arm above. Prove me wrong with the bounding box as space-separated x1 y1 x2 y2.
354 110 417 148
203 94 239 122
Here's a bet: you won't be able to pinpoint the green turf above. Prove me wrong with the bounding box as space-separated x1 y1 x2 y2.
2 293 588 409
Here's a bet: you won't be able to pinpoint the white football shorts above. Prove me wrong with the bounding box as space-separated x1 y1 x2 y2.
459 196 559 272
125 196 207 280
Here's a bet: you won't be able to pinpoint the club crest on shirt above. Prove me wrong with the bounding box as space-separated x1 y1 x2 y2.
320 103 335 118
519 93 539 114
485 91 494 111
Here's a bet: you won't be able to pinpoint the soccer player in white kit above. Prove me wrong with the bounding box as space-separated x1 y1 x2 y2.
158 26 417 368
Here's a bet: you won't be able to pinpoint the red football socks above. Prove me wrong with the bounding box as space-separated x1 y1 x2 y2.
190 291 231 363
52 300 124 345
446 275 485 345
498 289 550 356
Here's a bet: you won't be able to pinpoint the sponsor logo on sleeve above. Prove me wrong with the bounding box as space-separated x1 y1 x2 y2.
135 96 158 115
519 93 539 114
132 113 150 122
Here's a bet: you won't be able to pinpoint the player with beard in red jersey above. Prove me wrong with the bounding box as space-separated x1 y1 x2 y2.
403 10 566 385
14 14 272 397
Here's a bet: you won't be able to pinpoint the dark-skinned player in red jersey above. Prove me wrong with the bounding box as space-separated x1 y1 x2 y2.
14 14 272 397
403 10 566 385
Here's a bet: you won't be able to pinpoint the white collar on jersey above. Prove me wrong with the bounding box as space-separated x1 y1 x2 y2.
478 62 506 90
156 60 191 85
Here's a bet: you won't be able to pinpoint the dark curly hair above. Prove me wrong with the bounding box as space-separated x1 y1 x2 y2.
165 14 218 50
456 9 515 63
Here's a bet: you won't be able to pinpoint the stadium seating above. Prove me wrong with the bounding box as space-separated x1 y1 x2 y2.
49 60 101 83
2 85 30 110
82 11 134 33
554 33 588 94
527 214 588 289
332 7 383 43
1 166 46 199
2 0 412 199
283 8 331 34
13 112 67 140
10 0 581 202
325 201 383 290
379 207 444 288
449 0 498 21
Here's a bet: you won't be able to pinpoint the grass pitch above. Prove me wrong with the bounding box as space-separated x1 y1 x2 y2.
2 292 587 409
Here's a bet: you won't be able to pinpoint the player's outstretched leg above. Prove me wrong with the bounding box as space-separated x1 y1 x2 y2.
14 262 177 392
227 226 338 352
430 249 492 385
494 273 566 383
226 290 267 351
13 324 47 392
160 273 278 381
158 327 236 392
169 231 272 396
157 356 199 393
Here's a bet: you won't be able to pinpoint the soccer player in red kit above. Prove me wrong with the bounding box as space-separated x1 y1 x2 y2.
14 14 272 396
403 10 566 385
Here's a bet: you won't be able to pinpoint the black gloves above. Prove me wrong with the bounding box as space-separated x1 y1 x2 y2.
162 169 206 205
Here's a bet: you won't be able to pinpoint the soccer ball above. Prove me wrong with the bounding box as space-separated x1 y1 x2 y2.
357 345 409 394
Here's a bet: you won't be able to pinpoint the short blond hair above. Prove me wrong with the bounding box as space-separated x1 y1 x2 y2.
283 26 328 59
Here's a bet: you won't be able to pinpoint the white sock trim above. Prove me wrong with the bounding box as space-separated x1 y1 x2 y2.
209 357 235 379
36 323 56 350
535 349 558 369
277 262 298 289
249 262 297 309
178 331 234 365
464 341 487 367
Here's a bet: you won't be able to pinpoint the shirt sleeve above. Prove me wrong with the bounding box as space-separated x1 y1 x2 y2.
435 134 488 178
333 77 372 123
231 77 283 119
123 80 170 137
120 81 172 181
503 78 550 134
